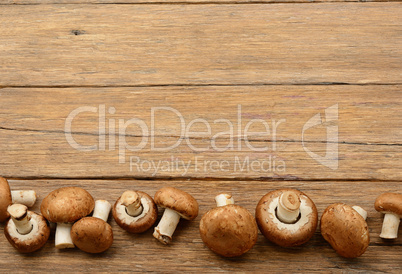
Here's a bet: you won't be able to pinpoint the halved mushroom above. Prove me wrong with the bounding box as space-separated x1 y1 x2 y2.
40 187 95 249
321 203 369 258
0 177 37 222
255 189 318 247
71 200 113 253
374 192 402 239
153 187 198 244
200 194 258 257
4 204 50 253
113 190 158 233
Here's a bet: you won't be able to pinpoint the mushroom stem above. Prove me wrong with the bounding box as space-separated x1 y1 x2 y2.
153 208 180 244
11 190 37 207
352 206 368 220
55 223 74 249
92 200 112 222
121 191 143 217
7 204 33 235
277 191 301 224
215 194 234 207
380 213 400 239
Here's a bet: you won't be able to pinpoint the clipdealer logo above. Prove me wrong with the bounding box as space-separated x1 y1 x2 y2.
64 104 338 174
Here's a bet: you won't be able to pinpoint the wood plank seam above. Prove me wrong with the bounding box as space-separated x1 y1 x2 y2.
1 126 401 146
1 83 402 88
1 1 402 5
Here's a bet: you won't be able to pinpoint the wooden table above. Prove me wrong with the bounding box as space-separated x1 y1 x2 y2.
0 0 401 272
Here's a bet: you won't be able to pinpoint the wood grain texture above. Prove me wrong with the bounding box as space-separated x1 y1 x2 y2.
0 85 401 143
0 86 400 180
2 129 401 180
0 0 400 271
0 3 401 86
1 0 401 4
0 179 400 272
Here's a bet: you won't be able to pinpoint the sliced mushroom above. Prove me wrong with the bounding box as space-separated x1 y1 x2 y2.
71 200 113 253
255 189 318 247
200 194 258 257
0 177 37 222
4 204 50 253
153 187 198 244
113 190 158 233
374 192 402 239
321 203 369 258
40 187 95 249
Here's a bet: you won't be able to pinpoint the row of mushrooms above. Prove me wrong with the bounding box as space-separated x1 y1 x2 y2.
1 177 401 258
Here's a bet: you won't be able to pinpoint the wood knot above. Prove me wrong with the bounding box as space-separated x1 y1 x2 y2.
71 30 85 36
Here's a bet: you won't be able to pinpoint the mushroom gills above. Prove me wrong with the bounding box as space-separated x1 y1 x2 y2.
153 208 181 244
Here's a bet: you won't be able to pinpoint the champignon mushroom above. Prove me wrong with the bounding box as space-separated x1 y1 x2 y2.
113 190 158 233
71 200 113 253
0 177 37 222
374 192 402 239
4 204 50 253
40 187 95 249
255 189 318 247
199 194 258 257
320 203 369 258
153 187 198 244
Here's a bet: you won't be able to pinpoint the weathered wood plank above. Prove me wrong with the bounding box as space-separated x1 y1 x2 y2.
0 179 400 272
0 0 400 4
0 129 400 180
0 85 400 143
0 3 401 86
0 85 400 180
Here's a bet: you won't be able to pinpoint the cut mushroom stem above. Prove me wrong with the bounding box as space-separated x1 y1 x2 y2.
92 200 112 222
153 208 180 244
277 191 301 224
121 191 143 217
380 213 400 239
7 204 33 235
55 223 74 249
352 206 368 220
215 194 234 207
11 190 37 207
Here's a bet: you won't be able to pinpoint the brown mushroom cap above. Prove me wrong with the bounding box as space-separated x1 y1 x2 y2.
200 204 258 257
255 189 318 247
320 203 370 258
4 211 50 253
71 217 113 253
374 193 402 216
0 177 12 222
154 187 198 220
113 191 158 233
40 187 95 223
